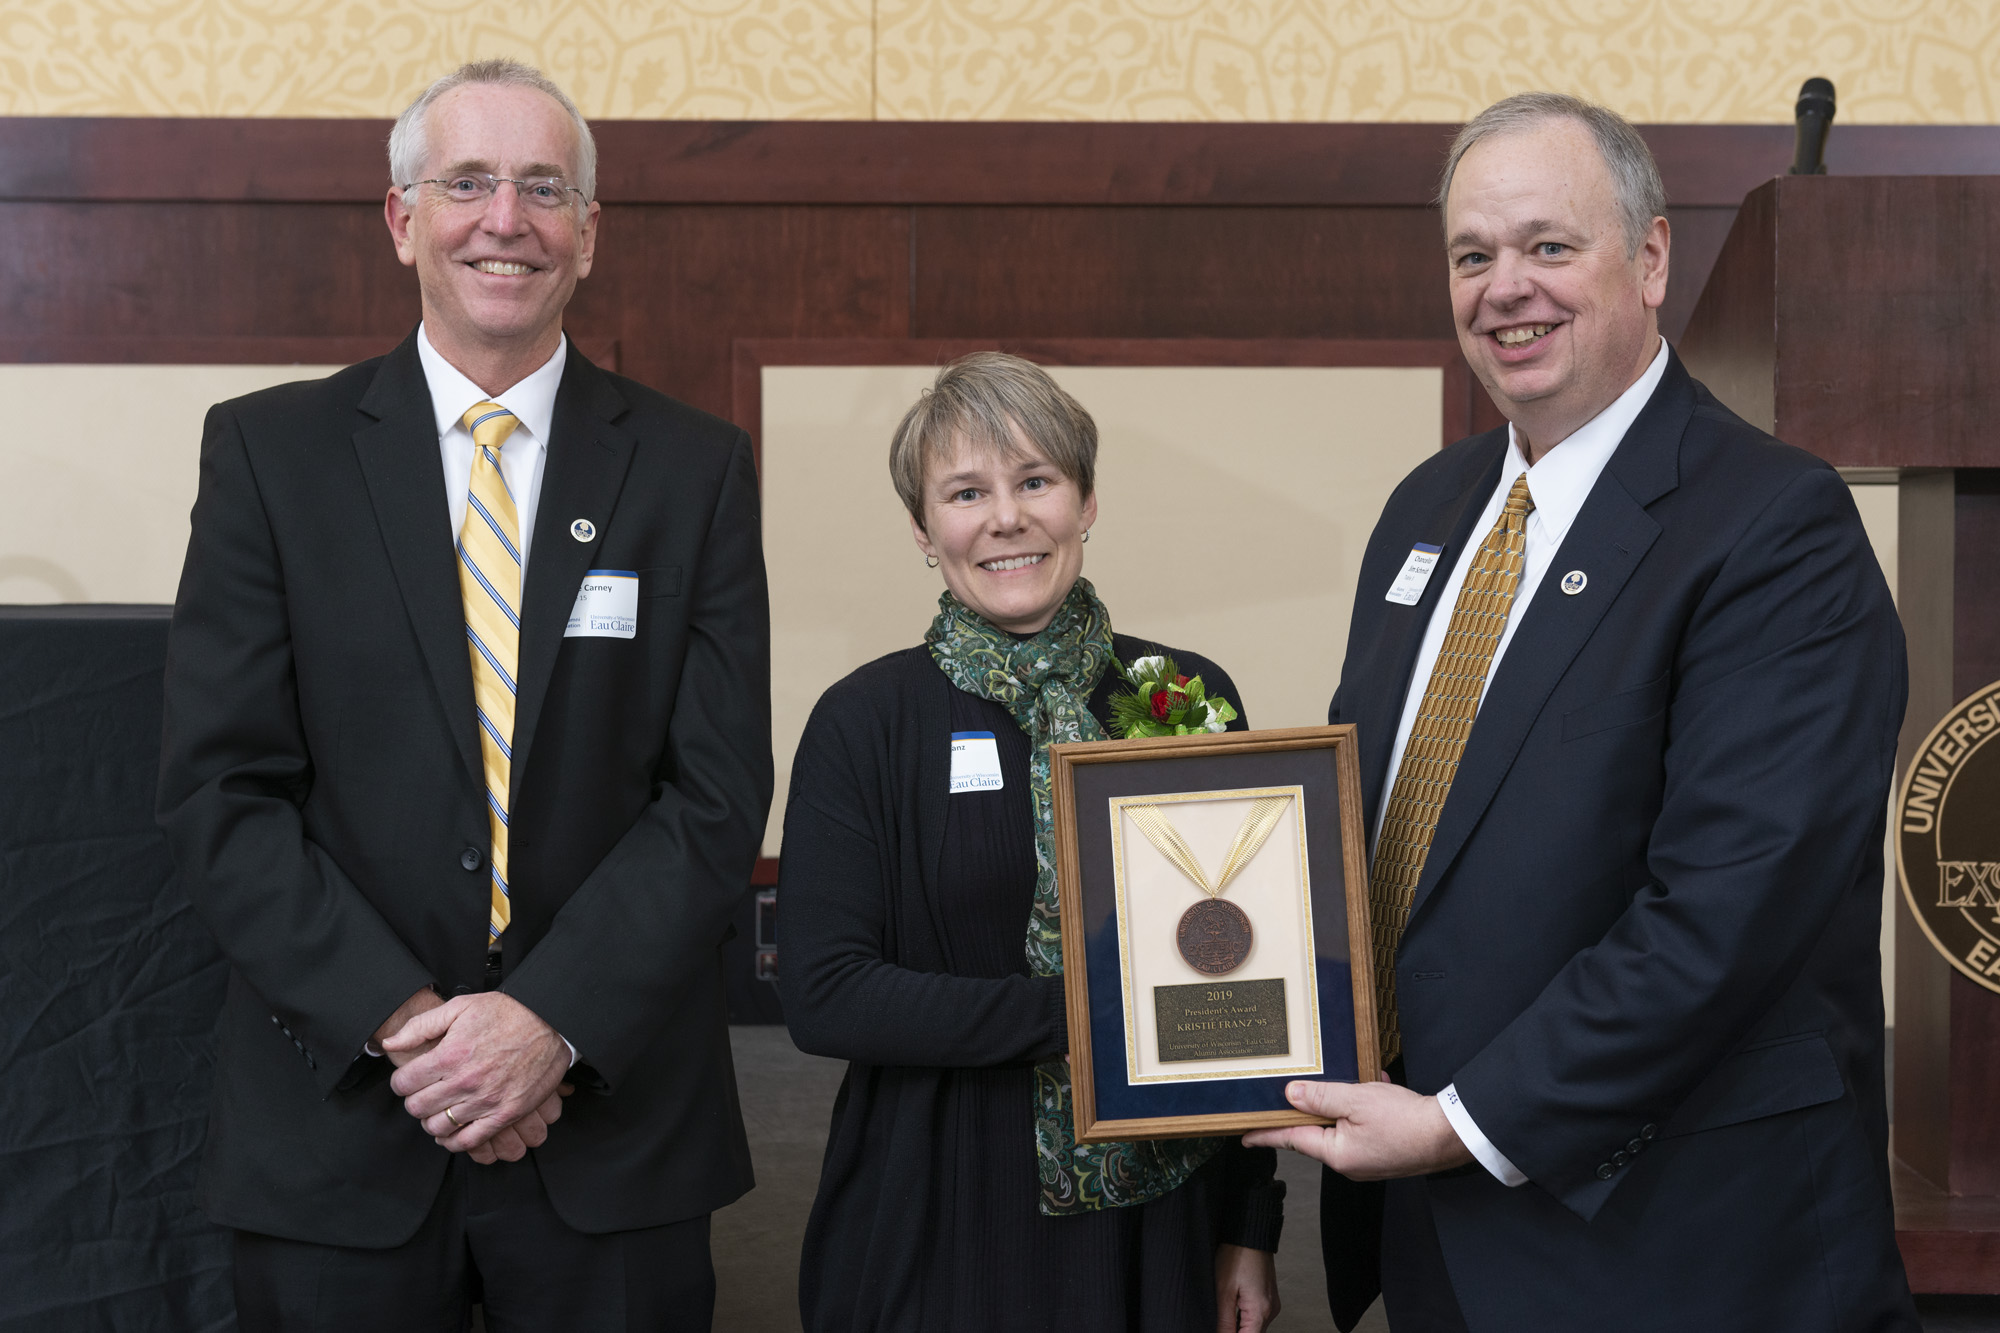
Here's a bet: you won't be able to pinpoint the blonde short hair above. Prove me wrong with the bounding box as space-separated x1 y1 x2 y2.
889 352 1098 529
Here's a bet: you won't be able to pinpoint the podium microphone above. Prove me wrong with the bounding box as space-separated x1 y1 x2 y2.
1790 77 1835 175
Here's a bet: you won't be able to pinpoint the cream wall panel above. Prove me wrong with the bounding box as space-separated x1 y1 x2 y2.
759 362 1442 856
5 0 1998 121
0 364 341 604
1849 477 1899 1025
0 360 1910 1021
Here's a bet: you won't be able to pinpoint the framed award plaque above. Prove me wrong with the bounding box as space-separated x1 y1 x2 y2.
1050 725 1377 1141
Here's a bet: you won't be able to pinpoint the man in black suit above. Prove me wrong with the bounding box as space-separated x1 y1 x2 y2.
1247 94 1917 1330
157 58 770 1329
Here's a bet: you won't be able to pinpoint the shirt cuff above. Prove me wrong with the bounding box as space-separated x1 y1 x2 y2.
1438 1083 1528 1187
365 1036 578 1067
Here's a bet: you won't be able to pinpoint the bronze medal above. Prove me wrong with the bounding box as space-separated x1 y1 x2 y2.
1176 898 1254 975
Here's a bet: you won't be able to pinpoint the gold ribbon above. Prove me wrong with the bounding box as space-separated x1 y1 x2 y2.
1125 796 1291 900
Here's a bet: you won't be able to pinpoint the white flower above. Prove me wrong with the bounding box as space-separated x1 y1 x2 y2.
1128 655 1166 682
1204 708 1228 733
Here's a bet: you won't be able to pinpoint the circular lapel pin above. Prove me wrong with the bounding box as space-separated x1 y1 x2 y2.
570 518 597 543
1560 570 1587 596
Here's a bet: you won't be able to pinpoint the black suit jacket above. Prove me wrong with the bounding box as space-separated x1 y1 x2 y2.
157 331 771 1245
1321 353 1915 1330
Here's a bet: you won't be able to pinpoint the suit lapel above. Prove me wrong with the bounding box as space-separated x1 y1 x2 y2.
1404 358 1692 925
352 332 482 788
508 350 636 798
1356 440 1507 835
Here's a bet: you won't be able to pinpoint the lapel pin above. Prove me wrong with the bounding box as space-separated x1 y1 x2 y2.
570 519 597 543
1560 570 1587 596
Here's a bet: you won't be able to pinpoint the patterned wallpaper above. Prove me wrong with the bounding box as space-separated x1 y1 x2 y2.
1 0 1997 122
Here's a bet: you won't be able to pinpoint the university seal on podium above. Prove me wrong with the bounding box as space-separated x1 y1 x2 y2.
1897 677 2000 995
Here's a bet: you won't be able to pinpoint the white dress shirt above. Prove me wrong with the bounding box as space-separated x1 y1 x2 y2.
1380 337 1670 1186
364 325 578 1070
417 322 565 571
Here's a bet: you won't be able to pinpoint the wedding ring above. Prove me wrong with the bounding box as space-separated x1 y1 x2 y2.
444 1106 465 1129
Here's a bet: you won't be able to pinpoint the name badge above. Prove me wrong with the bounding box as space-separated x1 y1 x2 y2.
949 731 1004 793
1384 543 1444 606
565 569 638 639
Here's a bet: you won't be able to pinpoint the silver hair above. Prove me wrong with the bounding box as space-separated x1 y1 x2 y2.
388 59 598 203
1437 92 1665 255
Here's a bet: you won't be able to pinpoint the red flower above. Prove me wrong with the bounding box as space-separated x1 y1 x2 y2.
1151 690 1172 720
1175 674 1190 686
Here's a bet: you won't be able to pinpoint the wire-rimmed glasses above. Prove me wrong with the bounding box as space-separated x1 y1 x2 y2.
401 173 588 209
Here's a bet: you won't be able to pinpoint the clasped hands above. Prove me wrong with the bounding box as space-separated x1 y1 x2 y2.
1242 1074 1473 1179
372 988 574 1165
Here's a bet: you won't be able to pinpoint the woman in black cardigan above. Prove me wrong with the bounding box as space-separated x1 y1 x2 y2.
779 353 1284 1331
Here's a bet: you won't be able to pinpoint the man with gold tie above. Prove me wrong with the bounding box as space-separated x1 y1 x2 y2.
1247 94 1917 1330
157 59 770 1328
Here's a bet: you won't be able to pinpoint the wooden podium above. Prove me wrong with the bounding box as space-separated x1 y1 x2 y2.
1680 174 2000 1293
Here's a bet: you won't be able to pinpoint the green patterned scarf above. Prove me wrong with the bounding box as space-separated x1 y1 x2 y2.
926 577 1223 1215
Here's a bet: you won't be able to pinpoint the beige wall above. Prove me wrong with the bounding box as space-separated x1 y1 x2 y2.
760 362 1444 856
1850 479 1899 1024
4 0 1999 122
0 364 342 604
0 360 1910 1014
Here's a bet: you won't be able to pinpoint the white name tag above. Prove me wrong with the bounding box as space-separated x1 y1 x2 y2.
565 569 638 639
949 731 1004 793
1384 543 1444 606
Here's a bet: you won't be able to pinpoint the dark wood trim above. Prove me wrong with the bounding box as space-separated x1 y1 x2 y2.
0 334 619 371
732 336 1475 470
6 118 1998 207
1896 1158 2000 1293
0 335 404 364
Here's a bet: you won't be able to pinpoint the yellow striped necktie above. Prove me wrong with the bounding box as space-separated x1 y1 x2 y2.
1370 474 1535 1066
458 402 521 946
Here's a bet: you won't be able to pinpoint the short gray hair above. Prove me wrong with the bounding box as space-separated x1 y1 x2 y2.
889 352 1098 529
1438 92 1665 256
388 59 598 202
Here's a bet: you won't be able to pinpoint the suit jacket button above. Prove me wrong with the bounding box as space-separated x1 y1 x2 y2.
1641 1123 1658 1140
1612 1151 1629 1167
1627 1138 1644 1154
461 848 483 872
1595 1163 1615 1180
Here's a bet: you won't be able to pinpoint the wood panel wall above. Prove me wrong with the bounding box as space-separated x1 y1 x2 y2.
5 119 1998 437
8 117 1998 1026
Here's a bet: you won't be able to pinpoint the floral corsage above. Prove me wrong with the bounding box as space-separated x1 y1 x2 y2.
1106 654 1240 739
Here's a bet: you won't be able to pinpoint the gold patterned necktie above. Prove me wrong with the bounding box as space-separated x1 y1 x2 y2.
1370 473 1535 1065
458 402 522 947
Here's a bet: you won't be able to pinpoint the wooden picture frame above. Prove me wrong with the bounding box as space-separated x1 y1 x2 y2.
1051 725 1376 1141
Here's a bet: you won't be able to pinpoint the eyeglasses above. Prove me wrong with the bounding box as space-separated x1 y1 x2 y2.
402 173 588 209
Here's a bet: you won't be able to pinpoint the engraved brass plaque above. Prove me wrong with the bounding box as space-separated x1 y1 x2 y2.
1153 978 1290 1063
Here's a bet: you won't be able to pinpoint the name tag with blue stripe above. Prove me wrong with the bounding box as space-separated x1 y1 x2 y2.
949 731 1004 793
1385 543 1443 606
565 570 638 639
